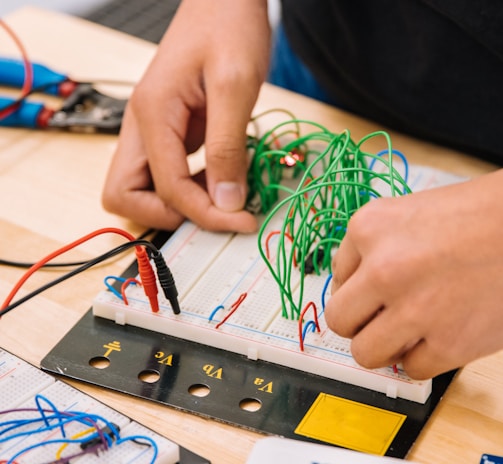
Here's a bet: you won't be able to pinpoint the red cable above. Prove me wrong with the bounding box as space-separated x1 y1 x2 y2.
0 227 149 311
0 19 34 120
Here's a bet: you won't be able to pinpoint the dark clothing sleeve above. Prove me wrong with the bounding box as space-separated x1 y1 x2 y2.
281 0 503 164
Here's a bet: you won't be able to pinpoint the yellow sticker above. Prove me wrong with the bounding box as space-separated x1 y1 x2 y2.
294 393 406 455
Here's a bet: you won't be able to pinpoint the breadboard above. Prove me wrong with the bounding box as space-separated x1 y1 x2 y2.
92 164 464 405
93 221 429 403
0 348 207 464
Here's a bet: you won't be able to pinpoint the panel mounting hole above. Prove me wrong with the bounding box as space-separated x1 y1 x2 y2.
89 356 110 369
138 369 160 384
188 383 210 398
239 398 262 412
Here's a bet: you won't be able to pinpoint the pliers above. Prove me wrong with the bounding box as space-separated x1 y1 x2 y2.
0 57 126 134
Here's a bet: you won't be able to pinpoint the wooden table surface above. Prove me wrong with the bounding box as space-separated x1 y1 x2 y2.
1 7 502 463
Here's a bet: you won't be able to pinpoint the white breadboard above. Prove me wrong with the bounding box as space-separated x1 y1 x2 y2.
0 349 179 463
92 164 465 405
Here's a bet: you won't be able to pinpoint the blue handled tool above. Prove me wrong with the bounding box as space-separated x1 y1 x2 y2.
0 57 67 95
0 57 126 133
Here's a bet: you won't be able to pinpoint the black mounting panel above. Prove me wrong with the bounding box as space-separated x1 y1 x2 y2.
41 232 456 459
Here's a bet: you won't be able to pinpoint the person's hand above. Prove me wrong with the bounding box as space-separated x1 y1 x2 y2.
324 169 503 379
102 0 271 232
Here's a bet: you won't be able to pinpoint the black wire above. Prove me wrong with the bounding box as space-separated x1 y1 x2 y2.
0 239 160 318
0 229 156 269
131 438 152 447
0 257 89 268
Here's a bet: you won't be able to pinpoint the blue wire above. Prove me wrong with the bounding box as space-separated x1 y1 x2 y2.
369 149 409 193
0 414 156 463
0 415 71 443
0 395 155 463
320 273 332 316
67 411 121 445
208 304 225 322
302 320 317 342
104 275 127 300
0 417 45 438
117 434 159 463
5 436 105 464
360 190 378 199
34 394 66 437
0 411 109 444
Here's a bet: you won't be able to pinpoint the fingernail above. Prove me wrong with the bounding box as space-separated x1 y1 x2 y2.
214 182 245 212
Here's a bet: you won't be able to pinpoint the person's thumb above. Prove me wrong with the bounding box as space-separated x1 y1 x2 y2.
205 79 259 212
207 142 248 212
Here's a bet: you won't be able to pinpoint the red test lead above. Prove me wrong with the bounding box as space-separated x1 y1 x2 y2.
134 247 160 313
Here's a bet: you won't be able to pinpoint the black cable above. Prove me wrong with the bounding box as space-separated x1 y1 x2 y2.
0 229 156 269
0 239 160 317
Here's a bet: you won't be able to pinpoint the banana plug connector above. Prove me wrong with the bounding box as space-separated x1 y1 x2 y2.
135 247 159 313
152 251 181 315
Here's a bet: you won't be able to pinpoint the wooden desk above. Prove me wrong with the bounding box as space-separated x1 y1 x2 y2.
1 7 502 463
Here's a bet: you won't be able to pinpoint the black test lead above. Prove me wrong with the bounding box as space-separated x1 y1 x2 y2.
152 251 181 314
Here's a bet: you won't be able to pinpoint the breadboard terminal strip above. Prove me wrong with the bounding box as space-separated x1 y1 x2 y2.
92 220 430 403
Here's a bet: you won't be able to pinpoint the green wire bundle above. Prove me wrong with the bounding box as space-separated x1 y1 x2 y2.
248 118 411 320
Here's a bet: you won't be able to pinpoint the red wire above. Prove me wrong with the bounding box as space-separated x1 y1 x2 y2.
120 277 141 305
215 292 247 329
1 227 137 310
264 230 297 266
298 301 320 351
0 19 34 119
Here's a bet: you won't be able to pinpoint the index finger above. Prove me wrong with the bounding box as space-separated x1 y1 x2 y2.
331 233 362 293
102 105 185 230
324 233 385 339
